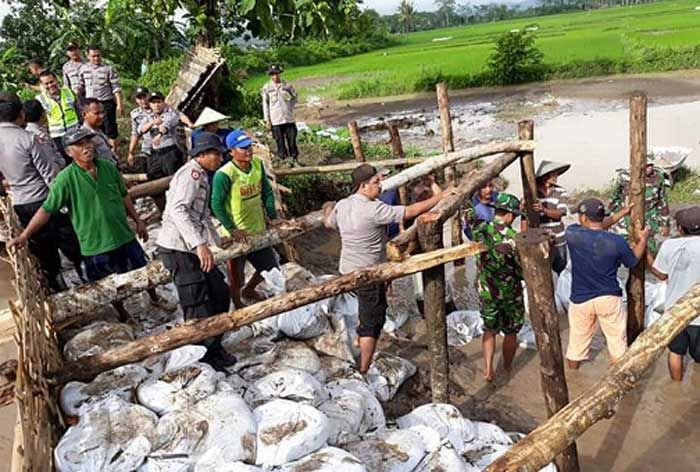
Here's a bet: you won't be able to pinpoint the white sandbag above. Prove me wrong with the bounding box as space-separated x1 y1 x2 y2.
55 397 158 472
216 373 249 396
313 308 359 363
139 344 208 379
446 311 484 346
277 447 367 472
319 387 367 445
221 326 254 352
463 443 511 470
554 267 571 315
254 399 330 466
325 379 385 433
406 425 443 452
415 444 473 472
277 303 330 339
345 429 428 472
63 322 135 361
470 421 513 446
397 403 468 452
366 352 417 402
244 368 329 407
137 362 220 415
61 364 151 416
234 341 322 382
385 276 421 333
196 463 261 472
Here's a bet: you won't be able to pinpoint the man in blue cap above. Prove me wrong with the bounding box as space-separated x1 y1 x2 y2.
211 129 283 308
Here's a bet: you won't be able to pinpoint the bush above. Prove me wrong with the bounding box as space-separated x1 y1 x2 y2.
486 31 545 85
141 56 184 95
279 173 353 217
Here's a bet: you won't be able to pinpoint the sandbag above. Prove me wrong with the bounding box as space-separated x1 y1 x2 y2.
216 373 249 397
254 399 330 466
312 307 359 363
446 311 484 346
366 352 417 402
63 322 135 362
415 444 473 472
244 368 329 407
195 463 261 472
137 362 220 415
385 276 421 333
463 443 511 470
318 387 367 445
397 403 470 452
470 421 513 446
277 447 367 472
325 379 385 433
233 341 322 382
345 429 428 472
516 321 537 350
55 397 158 472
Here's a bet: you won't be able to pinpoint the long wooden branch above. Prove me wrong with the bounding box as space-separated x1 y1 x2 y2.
486 284 700 472
51 243 485 384
275 157 427 177
387 152 519 261
51 210 325 330
380 140 532 191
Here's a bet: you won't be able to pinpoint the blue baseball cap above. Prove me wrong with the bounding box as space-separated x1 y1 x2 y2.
225 129 254 150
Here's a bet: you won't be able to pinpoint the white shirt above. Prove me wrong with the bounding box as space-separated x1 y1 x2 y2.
653 236 700 325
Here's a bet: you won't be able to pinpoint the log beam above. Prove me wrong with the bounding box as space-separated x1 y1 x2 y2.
275 157 427 177
519 120 539 227
388 121 405 158
128 176 172 199
387 152 520 261
51 243 486 384
486 284 700 472
348 120 365 162
627 92 647 343
515 229 579 472
417 213 450 402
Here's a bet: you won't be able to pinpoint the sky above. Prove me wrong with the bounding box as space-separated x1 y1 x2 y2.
365 0 440 14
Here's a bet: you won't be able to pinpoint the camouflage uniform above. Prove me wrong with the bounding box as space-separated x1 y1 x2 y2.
472 193 524 335
609 165 670 255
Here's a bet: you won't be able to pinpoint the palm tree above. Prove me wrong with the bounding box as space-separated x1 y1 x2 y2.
398 0 416 34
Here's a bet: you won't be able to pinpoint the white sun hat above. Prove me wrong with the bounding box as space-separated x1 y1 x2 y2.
193 107 230 128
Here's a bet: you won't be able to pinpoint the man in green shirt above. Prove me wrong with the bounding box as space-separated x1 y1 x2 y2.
211 130 283 308
8 128 168 316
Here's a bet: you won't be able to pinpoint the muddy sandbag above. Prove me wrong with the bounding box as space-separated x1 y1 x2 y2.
137 362 220 415
63 321 135 361
470 421 513 447
142 391 256 471
277 447 367 472
416 444 473 472
254 399 330 466
221 326 255 352
195 463 261 472
345 429 428 472
233 341 323 382
325 378 385 433
397 403 471 452
244 368 329 407
318 387 367 445
55 397 158 472
366 352 417 402
463 443 511 470
446 311 484 346
312 308 358 363
385 276 421 333
216 373 249 397
61 364 150 416
142 345 209 377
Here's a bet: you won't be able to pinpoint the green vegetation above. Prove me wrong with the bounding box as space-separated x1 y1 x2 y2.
245 0 700 99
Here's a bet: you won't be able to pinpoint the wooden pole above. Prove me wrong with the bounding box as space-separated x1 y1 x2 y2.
417 213 450 402
128 176 172 199
387 121 405 159
348 120 365 162
515 229 579 472
122 173 149 183
518 120 539 228
486 284 700 472
627 92 647 343
51 243 486 384
388 152 520 261
275 157 427 177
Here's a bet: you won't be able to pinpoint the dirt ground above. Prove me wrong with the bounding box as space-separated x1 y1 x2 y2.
0 260 16 472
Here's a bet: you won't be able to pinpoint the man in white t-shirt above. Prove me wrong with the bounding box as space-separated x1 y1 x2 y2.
323 164 442 374
649 206 700 381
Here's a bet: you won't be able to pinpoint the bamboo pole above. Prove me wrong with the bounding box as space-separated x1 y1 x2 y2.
417 213 450 402
515 229 579 472
627 92 647 343
486 284 700 472
348 120 365 162
519 121 539 228
51 243 486 384
387 152 520 261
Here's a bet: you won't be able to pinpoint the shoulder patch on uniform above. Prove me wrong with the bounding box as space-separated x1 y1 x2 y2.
191 169 201 180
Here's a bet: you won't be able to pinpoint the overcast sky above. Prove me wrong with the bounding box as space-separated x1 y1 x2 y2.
365 0 440 14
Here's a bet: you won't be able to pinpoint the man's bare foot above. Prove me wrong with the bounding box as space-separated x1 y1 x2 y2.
483 370 495 382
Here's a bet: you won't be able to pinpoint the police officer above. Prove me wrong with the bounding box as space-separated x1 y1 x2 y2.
140 91 184 181
81 98 118 165
36 70 80 162
78 45 123 149
62 42 85 98
156 132 233 368
127 86 152 167
262 64 299 165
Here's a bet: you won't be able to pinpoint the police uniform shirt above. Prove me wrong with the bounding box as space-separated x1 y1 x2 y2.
81 123 118 165
79 63 121 101
130 106 153 152
62 60 85 94
261 80 297 126
25 122 66 171
141 108 180 150
157 159 219 253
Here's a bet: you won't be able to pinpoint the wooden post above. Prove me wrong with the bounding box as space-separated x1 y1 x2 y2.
51 243 486 383
486 284 700 472
348 120 365 162
417 213 449 402
388 121 405 158
627 92 647 343
518 120 539 227
515 229 580 472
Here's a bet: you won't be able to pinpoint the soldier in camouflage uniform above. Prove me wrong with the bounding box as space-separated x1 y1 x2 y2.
609 159 670 255
472 192 524 381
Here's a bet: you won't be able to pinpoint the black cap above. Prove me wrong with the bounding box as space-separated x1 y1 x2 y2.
268 64 283 75
148 91 165 102
134 86 149 98
66 42 79 51
63 127 95 147
576 198 609 223
190 132 226 157
351 164 377 193
676 206 700 234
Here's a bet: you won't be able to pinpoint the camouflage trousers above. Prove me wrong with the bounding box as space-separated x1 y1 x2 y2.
480 295 525 335
613 215 665 256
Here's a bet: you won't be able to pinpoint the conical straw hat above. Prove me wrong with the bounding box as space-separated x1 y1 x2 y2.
535 160 570 179
193 107 229 128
